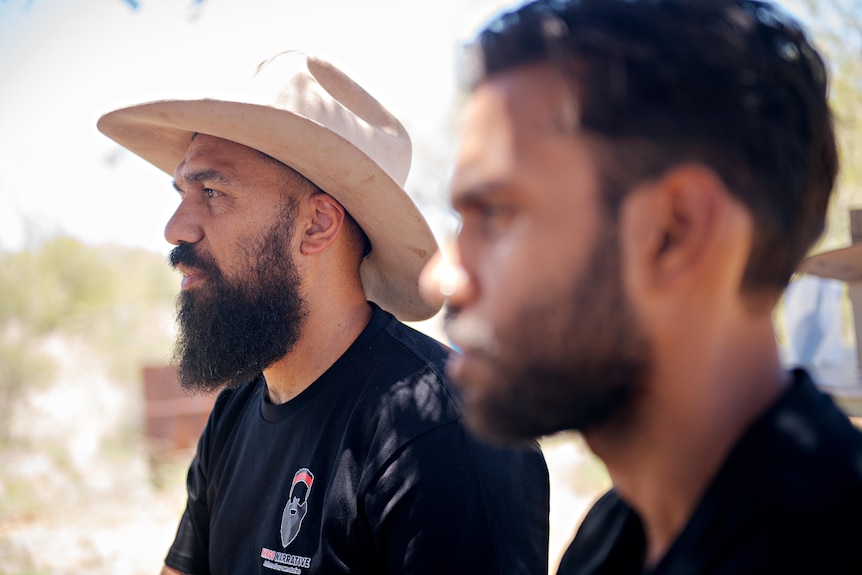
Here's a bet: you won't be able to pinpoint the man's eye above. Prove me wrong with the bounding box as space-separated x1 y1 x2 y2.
479 203 513 222
481 204 504 218
204 188 221 198
458 203 514 238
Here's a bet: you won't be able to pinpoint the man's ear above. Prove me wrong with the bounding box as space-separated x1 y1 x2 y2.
622 165 726 293
300 193 346 255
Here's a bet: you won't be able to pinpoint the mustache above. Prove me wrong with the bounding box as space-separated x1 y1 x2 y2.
168 243 220 276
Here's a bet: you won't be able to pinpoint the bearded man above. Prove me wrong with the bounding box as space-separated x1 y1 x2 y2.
98 50 549 575
422 1 862 573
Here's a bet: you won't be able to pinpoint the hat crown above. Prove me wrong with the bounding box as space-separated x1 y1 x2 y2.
249 51 411 186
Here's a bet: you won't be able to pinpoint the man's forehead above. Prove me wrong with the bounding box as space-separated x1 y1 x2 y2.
467 63 580 133
173 138 252 186
452 62 582 197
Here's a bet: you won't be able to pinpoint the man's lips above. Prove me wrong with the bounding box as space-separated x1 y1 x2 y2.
176 264 206 290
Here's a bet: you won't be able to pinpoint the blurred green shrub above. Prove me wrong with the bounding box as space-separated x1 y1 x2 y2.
0 235 177 441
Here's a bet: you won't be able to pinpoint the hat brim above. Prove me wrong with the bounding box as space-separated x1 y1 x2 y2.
797 243 862 283
97 99 441 321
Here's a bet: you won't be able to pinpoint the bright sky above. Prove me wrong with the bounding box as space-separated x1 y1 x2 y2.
0 0 809 256
0 0 517 255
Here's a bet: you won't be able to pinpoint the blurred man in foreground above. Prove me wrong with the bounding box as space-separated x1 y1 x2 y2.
98 50 549 575
422 1 862 573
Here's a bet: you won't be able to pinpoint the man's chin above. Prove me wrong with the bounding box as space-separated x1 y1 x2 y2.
461 409 518 444
459 395 551 447
446 354 539 444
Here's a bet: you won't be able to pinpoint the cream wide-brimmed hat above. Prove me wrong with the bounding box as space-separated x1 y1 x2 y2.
97 50 440 321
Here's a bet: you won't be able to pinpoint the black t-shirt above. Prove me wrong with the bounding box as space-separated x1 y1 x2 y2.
558 369 862 575
165 304 550 575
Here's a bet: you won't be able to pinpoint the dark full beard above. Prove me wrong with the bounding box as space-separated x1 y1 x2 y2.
446 224 650 443
169 208 307 394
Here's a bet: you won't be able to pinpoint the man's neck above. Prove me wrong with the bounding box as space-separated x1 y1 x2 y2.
263 299 372 405
585 329 787 569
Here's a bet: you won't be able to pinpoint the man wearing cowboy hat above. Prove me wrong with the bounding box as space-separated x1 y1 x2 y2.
98 51 549 575
421 0 862 573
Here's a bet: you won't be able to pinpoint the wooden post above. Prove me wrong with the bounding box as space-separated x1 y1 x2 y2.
142 365 217 451
848 210 862 370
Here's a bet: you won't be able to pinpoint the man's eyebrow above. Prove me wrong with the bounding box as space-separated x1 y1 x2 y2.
452 181 506 209
172 169 232 191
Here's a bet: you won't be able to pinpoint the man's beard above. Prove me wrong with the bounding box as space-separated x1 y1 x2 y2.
169 208 307 394
445 225 650 442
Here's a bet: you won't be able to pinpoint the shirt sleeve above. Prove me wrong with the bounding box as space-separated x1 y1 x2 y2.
162 395 223 575
164 448 211 574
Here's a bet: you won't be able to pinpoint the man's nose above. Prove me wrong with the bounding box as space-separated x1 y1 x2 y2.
164 197 204 246
419 241 474 311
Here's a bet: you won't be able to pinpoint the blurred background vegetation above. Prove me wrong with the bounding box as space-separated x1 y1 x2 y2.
0 234 176 442
801 0 862 254
0 234 180 573
769 0 862 350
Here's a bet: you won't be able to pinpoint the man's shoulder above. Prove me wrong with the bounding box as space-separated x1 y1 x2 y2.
753 370 862 497
557 490 638 575
360 312 461 427
362 308 457 402
673 370 862 571
197 376 262 435
377 311 451 369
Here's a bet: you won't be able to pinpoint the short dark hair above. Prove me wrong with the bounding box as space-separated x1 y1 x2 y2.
466 0 838 295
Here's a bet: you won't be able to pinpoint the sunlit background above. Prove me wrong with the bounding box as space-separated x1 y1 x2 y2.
1 0 860 573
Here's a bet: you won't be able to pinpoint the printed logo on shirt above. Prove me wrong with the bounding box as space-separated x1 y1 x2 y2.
280 467 314 548
261 547 312 574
